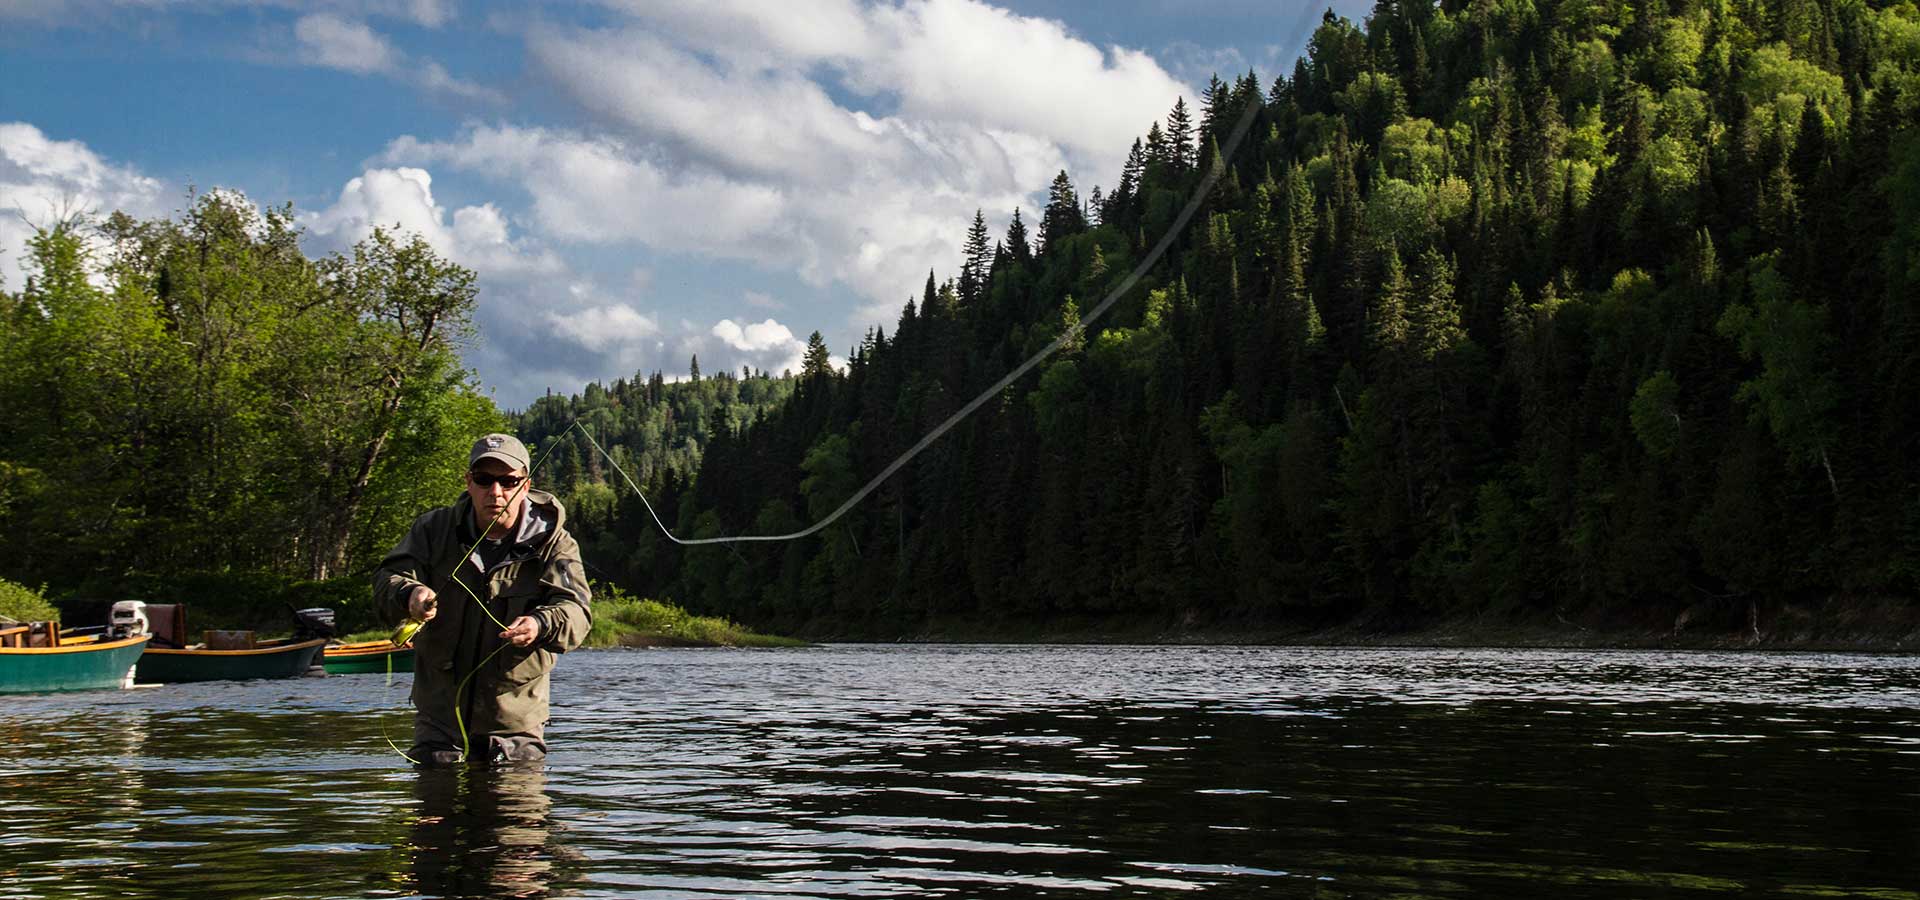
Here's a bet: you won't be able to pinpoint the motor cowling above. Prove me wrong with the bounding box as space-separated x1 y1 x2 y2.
292 607 337 640
110 601 149 640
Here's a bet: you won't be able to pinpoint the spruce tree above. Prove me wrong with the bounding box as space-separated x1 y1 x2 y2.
960 210 991 306
1039 170 1086 253
1166 97 1195 172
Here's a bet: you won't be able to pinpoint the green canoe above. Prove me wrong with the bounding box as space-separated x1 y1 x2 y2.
0 634 151 694
322 639 415 675
135 637 328 684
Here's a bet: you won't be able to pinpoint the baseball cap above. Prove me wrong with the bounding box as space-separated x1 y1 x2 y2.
469 433 531 472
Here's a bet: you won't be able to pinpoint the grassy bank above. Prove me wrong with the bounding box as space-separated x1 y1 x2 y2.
585 595 805 649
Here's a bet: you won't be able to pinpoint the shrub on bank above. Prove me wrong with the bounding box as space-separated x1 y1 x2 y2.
586 585 803 648
0 578 59 623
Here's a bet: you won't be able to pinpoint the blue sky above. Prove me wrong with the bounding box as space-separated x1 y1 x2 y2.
1 0 1369 409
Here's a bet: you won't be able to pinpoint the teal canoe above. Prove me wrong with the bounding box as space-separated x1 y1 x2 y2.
322 640 414 675
135 637 327 684
0 634 151 694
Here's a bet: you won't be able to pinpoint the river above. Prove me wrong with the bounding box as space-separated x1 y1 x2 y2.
2 645 1915 898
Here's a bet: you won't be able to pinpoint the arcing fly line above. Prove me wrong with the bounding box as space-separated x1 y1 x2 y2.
586 98 1265 546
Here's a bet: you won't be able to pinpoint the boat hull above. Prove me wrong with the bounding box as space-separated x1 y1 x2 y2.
135 638 327 684
322 641 415 675
0 635 151 694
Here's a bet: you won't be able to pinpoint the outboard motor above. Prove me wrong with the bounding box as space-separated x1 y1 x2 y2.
292 607 337 640
110 601 150 640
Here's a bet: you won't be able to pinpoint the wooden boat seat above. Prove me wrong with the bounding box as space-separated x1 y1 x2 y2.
204 630 255 651
0 624 25 648
144 604 189 649
27 620 59 648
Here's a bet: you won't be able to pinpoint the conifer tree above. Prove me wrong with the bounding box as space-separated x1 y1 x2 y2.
1039 170 1086 253
959 210 991 306
1004 209 1033 265
1166 97 1195 172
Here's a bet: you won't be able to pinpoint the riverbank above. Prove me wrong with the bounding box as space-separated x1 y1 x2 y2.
811 595 1920 652
586 597 805 649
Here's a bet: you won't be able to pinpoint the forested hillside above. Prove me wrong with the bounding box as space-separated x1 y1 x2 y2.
575 0 1920 635
513 365 798 585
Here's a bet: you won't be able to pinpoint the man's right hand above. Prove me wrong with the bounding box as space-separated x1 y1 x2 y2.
408 584 438 622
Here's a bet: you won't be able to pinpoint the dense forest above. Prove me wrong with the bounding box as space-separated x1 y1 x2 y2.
559 0 1920 635
0 195 500 621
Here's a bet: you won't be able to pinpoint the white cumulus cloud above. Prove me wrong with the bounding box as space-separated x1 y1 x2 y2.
713 317 797 353
0 122 169 287
302 166 563 277
384 0 1186 336
547 303 661 351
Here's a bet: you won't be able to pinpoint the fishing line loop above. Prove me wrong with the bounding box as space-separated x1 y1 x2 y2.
583 98 1263 546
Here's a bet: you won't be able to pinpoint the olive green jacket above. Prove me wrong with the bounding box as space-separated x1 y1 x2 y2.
373 489 591 744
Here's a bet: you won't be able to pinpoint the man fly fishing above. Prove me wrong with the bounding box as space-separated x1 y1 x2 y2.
374 433 593 765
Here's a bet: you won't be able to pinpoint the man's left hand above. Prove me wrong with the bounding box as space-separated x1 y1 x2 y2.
501 615 542 647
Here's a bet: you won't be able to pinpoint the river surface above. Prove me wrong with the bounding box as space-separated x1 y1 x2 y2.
1 645 1916 898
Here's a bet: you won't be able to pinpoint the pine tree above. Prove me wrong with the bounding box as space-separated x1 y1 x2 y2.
1039 170 1086 253
1199 75 1229 168
1109 139 1146 223
1004 208 1032 265
1166 97 1195 172
960 210 991 306
802 330 833 380
1371 244 1413 380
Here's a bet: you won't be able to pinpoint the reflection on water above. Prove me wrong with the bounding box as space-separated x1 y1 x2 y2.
1 646 1916 898
411 766 567 898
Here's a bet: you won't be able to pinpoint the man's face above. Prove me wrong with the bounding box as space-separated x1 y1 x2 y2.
466 458 529 534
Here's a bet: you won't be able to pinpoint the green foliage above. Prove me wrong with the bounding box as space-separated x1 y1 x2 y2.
1643 16 1705 89
1741 44 1848 114
1380 117 1450 182
0 196 491 592
1365 177 1438 252
1630 371 1683 458
583 584 804 648
1716 260 1841 488
0 578 58 623
1565 41 1617 107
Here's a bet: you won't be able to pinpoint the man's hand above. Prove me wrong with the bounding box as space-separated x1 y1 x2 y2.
408 584 438 622
501 615 541 647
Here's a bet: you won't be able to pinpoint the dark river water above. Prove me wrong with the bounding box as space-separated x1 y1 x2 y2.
1 645 1916 898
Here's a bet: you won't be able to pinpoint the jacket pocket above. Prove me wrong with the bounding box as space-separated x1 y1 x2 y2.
499 645 554 686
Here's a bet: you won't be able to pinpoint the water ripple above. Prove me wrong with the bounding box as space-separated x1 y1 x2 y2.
1 646 1916 898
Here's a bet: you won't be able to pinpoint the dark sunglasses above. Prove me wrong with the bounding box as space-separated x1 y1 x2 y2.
469 471 527 489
